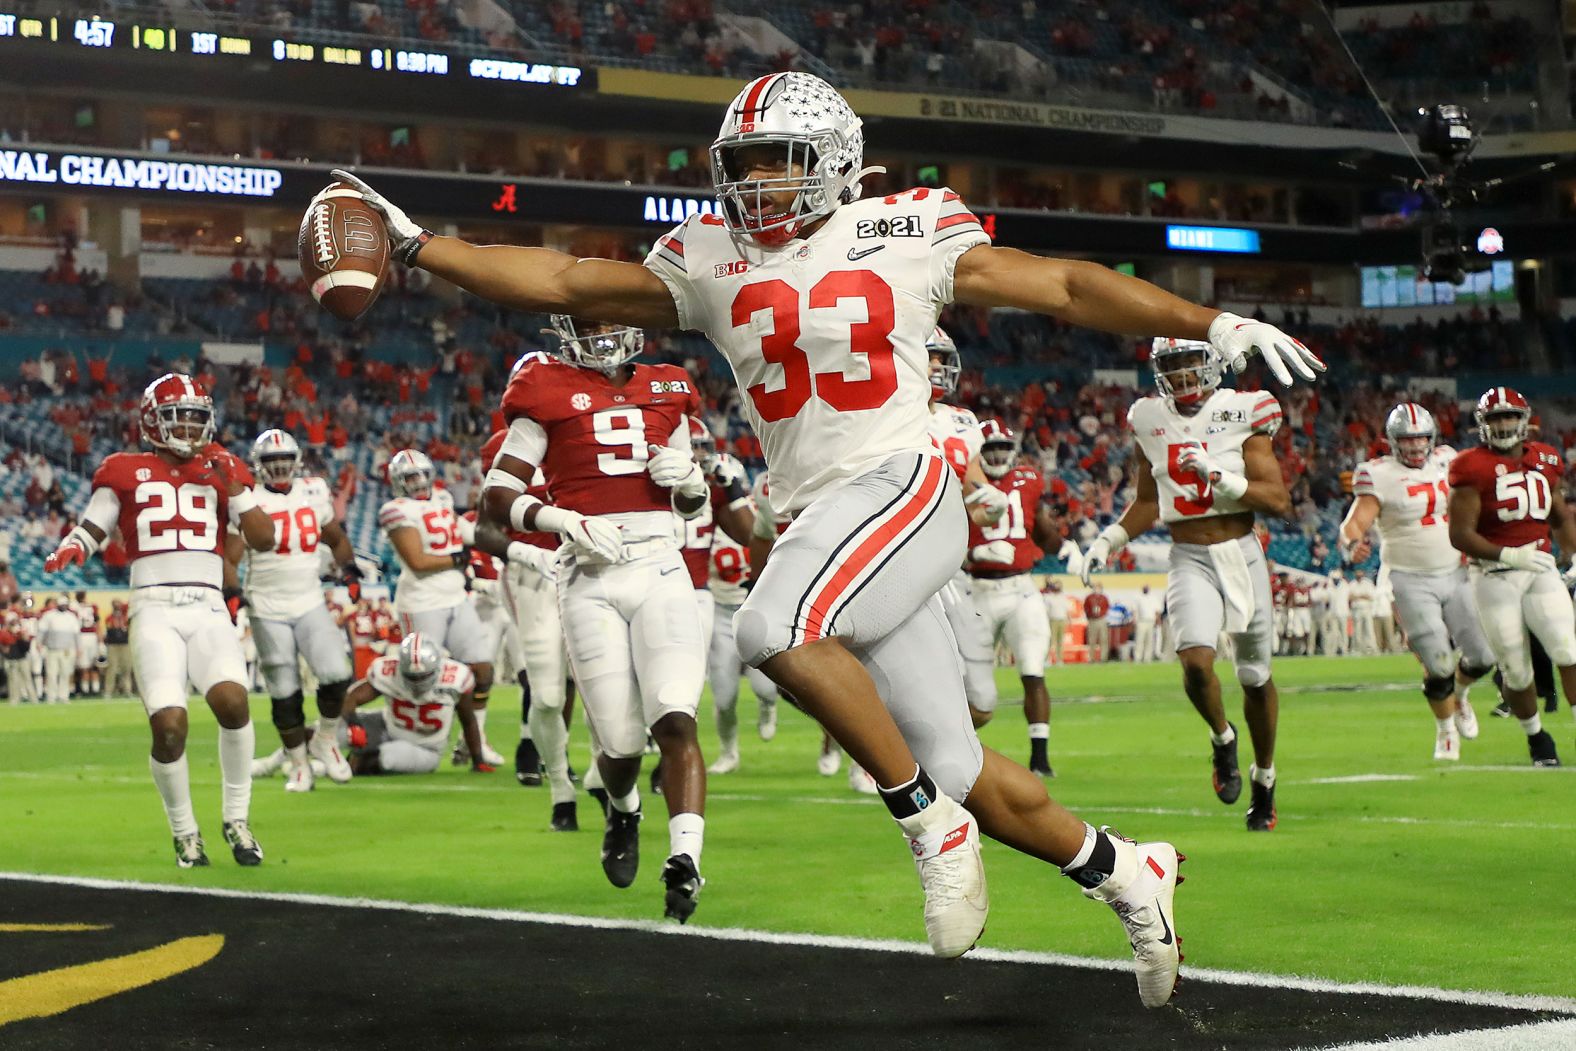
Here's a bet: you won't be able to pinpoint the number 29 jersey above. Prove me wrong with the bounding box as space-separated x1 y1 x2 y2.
85 445 253 590
1448 441 1565 555
1128 388 1282 525
1352 447 1459 574
644 187 990 515
244 476 336 620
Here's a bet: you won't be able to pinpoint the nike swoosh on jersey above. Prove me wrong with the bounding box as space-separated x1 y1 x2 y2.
659 566 681 575
847 244 885 261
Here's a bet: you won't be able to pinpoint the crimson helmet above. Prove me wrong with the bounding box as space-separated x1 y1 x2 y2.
1474 387 1531 451
251 429 301 490
979 419 1017 479
388 449 435 499
1151 338 1223 408
688 416 716 459
927 326 961 401
710 72 877 246
1383 403 1437 468
140 373 215 458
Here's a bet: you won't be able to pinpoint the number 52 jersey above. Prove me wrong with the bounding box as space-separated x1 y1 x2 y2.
1127 388 1282 524
644 187 990 515
1448 441 1565 555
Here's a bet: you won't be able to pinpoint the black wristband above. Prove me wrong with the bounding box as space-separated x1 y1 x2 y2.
396 230 434 267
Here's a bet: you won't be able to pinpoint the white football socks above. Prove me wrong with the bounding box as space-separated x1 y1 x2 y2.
610 786 640 814
1028 722 1050 741
218 724 255 823
669 812 704 870
528 704 575 805
149 753 198 838
1210 724 1236 747
1520 714 1543 737
317 715 342 744
1250 763 1275 789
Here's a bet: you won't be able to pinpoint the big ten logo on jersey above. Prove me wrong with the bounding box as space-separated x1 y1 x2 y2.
135 479 219 552
713 260 750 279
269 505 321 555
650 378 693 396
855 215 922 238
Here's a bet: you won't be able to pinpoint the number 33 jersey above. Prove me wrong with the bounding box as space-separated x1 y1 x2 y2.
644 187 990 515
1352 448 1459 574
85 445 254 589
244 476 336 620
1448 441 1565 555
1128 388 1282 525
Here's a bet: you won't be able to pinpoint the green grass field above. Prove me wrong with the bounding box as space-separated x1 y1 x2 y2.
3 654 1573 998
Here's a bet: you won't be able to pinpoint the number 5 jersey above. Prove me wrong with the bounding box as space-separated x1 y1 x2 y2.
1128 388 1282 524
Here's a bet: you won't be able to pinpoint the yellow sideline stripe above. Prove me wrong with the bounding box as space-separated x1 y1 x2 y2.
0 923 110 932
0 934 223 1026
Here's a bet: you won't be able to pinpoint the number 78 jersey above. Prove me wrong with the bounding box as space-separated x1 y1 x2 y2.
644 186 990 515
1352 448 1459 574
1448 441 1564 556
243 477 336 620
1128 388 1281 525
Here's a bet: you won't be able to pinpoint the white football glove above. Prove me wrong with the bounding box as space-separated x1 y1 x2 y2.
507 541 560 584
455 515 476 546
1500 543 1557 574
1173 441 1216 481
1080 537 1111 587
1208 312 1325 387
646 445 707 499
702 452 745 489
327 169 430 262
965 484 1008 523
970 540 1016 565
534 506 623 563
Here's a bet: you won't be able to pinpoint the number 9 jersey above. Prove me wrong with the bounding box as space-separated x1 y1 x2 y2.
1448 440 1564 555
643 187 990 516
1128 388 1282 524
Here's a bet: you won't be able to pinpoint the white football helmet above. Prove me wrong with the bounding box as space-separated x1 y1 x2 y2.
546 315 643 374
710 72 881 246
252 429 302 489
398 632 443 696
388 449 435 499
1383 403 1437 468
1152 337 1223 408
926 326 961 400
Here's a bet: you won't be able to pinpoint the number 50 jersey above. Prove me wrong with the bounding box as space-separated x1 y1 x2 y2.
1128 388 1282 525
1448 440 1565 556
644 187 990 515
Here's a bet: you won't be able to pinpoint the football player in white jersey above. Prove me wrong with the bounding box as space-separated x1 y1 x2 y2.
328 70 1322 1006
380 449 501 766
924 325 1007 725
1339 403 1492 760
339 632 488 775
228 429 360 792
1084 338 1292 832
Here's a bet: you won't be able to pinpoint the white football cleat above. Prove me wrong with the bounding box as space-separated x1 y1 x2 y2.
308 735 353 784
1454 698 1479 740
900 794 988 959
1085 834 1182 1009
816 743 842 777
284 759 315 793
251 747 287 779
758 700 778 741
480 743 506 767
848 764 879 795
1434 728 1460 761
707 752 740 775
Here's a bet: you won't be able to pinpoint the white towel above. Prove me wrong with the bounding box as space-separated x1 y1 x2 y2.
1208 536 1257 634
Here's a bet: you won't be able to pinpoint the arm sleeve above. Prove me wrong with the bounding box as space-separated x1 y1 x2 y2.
928 188 991 306
82 486 122 534
500 416 548 468
642 219 699 331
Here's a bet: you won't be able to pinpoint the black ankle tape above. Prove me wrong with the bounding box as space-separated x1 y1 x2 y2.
878 766 938 820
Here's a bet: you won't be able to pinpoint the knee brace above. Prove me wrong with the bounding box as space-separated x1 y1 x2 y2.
1422 673 1455 702
270 690 306 731
732 606 783 668
315 678 348 718
1458 658 1493 681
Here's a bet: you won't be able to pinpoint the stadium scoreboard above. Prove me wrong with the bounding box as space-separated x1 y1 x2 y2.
0 13 586 87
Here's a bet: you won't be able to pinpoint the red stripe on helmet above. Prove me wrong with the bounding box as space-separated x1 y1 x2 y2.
737 74 779 134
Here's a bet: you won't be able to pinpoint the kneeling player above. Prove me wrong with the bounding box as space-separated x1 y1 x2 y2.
341 633 488 775
1085 339 1289 830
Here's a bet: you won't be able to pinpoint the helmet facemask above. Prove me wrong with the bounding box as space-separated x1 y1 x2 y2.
1153 346 1221 409
981 441 1015 479
155 402 215 459
712 134 843 246
1392 434 1434 469
928 348 961 401
1480 409 1528 451
255 452 299 490
547 316 644 375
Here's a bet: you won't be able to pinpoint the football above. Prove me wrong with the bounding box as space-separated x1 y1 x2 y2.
298 181 389 321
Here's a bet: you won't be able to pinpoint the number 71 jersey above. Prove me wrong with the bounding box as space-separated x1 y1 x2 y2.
1353 448 1459 574
1448 441 1564 555
644 186 990 515
1128 388 1281 525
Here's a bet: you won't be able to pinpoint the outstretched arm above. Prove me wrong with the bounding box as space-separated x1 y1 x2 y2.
1339 494 1381 561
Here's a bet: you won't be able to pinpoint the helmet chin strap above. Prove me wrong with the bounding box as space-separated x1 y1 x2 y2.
845 165 887 200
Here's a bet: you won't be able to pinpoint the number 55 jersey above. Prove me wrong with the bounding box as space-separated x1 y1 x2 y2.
644 186 989 515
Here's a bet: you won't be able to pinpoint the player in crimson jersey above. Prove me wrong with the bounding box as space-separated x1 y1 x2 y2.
482 315 711 922
228 429 360 793
1341 403 1492 760
1447 387 1576 767
965 421 1059 776
45 374 275 867
330 70 1324 1004
1084 339 1291 831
